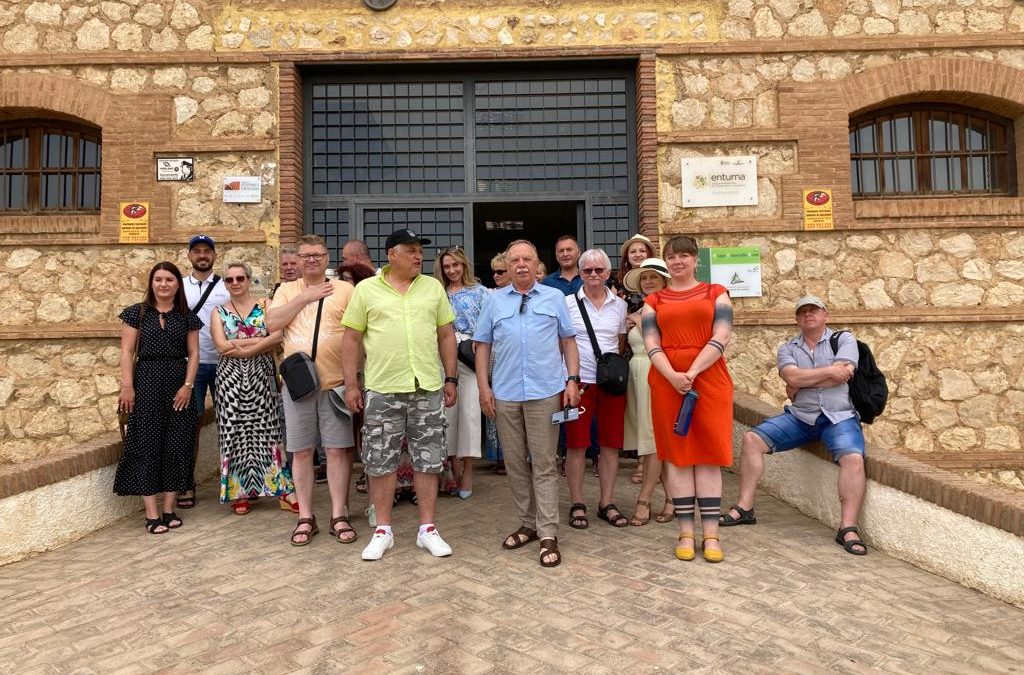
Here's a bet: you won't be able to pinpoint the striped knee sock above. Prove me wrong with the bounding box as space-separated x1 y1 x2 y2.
672 496 695 530
697 496 721 526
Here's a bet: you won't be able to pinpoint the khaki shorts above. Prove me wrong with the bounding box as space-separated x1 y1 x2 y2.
361 389 445 476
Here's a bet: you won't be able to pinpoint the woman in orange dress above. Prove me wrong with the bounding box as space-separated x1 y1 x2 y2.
642 235 734 563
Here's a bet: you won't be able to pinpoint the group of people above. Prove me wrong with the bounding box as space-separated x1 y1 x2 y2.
115 227 871 564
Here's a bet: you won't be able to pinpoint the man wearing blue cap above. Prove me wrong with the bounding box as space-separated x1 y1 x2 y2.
179 234 230 508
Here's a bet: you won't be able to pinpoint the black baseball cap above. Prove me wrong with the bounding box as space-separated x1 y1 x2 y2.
385 229 432 249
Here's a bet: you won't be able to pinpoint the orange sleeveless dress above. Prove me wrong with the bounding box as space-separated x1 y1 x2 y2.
645 283 734 467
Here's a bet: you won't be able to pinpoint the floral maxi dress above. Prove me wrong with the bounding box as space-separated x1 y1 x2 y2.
214 304 293 502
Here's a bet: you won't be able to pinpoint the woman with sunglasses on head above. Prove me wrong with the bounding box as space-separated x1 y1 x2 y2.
115 261 202 534
622 258 675 525
434 247 489 498
210 262 293 516
642 235 734 563
486 252 510 473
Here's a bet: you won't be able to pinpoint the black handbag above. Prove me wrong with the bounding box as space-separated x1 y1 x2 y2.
279 295 326 401
457 338 476 371
575 295 629 396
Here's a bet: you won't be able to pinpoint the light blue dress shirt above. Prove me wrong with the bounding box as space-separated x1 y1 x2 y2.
473 283 576 402
777 327 860 425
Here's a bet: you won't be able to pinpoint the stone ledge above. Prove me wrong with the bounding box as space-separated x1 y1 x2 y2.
733 391 1024 538
0 409 215 501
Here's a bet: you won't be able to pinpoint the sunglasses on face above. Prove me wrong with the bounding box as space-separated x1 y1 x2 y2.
493 269 507 275
224 275 248 284
519 293 530 314
581 267 607 275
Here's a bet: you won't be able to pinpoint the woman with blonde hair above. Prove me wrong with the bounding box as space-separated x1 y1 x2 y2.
210 261 294 515
435 246 489 497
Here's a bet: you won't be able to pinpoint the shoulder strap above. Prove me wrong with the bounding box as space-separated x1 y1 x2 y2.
190 275 221 313
310 291 327 361
575 295 603 359
829 329 848 356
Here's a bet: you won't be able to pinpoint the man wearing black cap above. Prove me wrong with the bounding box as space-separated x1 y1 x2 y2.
341 229 459 561
721 295 869 555
179 234 230 508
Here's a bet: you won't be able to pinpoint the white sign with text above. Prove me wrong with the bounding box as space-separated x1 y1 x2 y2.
681 156 758 208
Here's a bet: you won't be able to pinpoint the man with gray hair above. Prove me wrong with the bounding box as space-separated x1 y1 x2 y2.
474 239 581 568
721 295 869 555
562 249 629 530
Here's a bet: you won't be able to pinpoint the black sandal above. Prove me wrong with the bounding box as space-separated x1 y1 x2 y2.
176 490 196 509
290 516 319 547
145 518 168 534
719 505 757 526
568 503 588 530
597 503 629 528
539 537 562 568
835 526 867 555
502 526 538 550
330 516 358 544
162 512 183 529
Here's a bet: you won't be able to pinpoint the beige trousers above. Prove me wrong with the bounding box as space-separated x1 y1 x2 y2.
495 393 563 539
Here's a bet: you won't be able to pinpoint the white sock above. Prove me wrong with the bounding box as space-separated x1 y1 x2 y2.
418 523 435 534
376 524 392 535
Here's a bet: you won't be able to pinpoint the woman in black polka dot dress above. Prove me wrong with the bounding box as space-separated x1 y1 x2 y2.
116 261 202 534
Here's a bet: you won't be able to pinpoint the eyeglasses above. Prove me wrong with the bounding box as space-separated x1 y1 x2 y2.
581 267 607 275
519 293 530 314
493 269 507 275
298 253 326 261
224 275 248 284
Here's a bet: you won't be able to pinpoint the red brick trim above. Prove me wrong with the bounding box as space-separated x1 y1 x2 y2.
635 53 659 244
0 73 112 126
734 392 1024 537
278 62 304 246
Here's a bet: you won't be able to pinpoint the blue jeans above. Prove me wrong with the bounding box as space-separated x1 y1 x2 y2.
192 362 218 414
751 409 865 462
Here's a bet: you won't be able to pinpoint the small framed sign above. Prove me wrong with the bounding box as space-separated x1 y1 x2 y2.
156 157 195 182
223 176 262 203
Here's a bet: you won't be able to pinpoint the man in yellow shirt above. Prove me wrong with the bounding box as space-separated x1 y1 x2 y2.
342 229 458 561
268 235 357 547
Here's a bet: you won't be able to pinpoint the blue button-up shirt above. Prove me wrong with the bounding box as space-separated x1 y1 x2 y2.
541 270 583 296
473 283 576 402
778 327 860 425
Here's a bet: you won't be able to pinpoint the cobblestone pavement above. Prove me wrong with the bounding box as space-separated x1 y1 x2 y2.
2 460 1023 675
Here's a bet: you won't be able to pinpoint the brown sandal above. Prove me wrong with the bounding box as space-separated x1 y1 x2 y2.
290 516 318 546
654 501 675 524
628 499 651 527
539 537 562 568
502 526 538 550
330 515 357 544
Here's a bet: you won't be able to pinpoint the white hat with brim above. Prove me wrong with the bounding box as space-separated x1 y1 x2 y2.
795 295 827 312
623 257 671 293
327 386 353 421
619 233 655 260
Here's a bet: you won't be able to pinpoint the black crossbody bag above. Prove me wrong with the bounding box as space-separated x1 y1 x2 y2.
575 295 629 396
189 275 221 314
279 294 326 401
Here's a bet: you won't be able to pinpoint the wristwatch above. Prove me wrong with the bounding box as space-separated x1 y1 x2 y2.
444 376 459 386
566 375 581 384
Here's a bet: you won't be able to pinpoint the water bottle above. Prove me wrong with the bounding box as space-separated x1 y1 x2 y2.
673 390 700 436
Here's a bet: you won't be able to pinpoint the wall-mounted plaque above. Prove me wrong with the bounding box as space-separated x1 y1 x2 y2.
156 157 194 182
223 176 262 203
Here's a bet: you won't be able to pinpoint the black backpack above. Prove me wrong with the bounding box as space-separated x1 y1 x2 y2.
828 330 888 424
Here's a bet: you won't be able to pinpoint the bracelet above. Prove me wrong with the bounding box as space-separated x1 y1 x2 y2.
444 376 459 386
183 382 194 389
707 340 726 354
647 348 664 358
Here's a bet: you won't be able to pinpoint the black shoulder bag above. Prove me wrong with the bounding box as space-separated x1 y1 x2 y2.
575 295 629 396
279 295 326 401
190 275 221 313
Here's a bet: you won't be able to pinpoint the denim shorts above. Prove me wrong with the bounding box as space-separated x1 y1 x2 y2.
192 362 218 413
750 409 865 462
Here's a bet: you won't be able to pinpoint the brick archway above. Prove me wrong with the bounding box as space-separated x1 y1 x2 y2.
0 73 112 126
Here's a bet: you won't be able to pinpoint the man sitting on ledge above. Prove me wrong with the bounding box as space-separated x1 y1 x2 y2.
720 295 868 556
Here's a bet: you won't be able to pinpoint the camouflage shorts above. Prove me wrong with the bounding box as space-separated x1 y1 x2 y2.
361 389 446 476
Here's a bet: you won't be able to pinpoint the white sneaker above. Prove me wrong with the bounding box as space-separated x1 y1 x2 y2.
416 527 453 557
361 528 394 561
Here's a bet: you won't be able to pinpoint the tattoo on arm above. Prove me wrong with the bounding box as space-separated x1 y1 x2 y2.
712 303 734 328
641 313 661 341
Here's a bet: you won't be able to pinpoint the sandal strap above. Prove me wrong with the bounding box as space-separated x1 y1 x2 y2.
837 526 860 536
702 535 719 542
635 499 651 508
677 532 695 540
330 515 351 526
